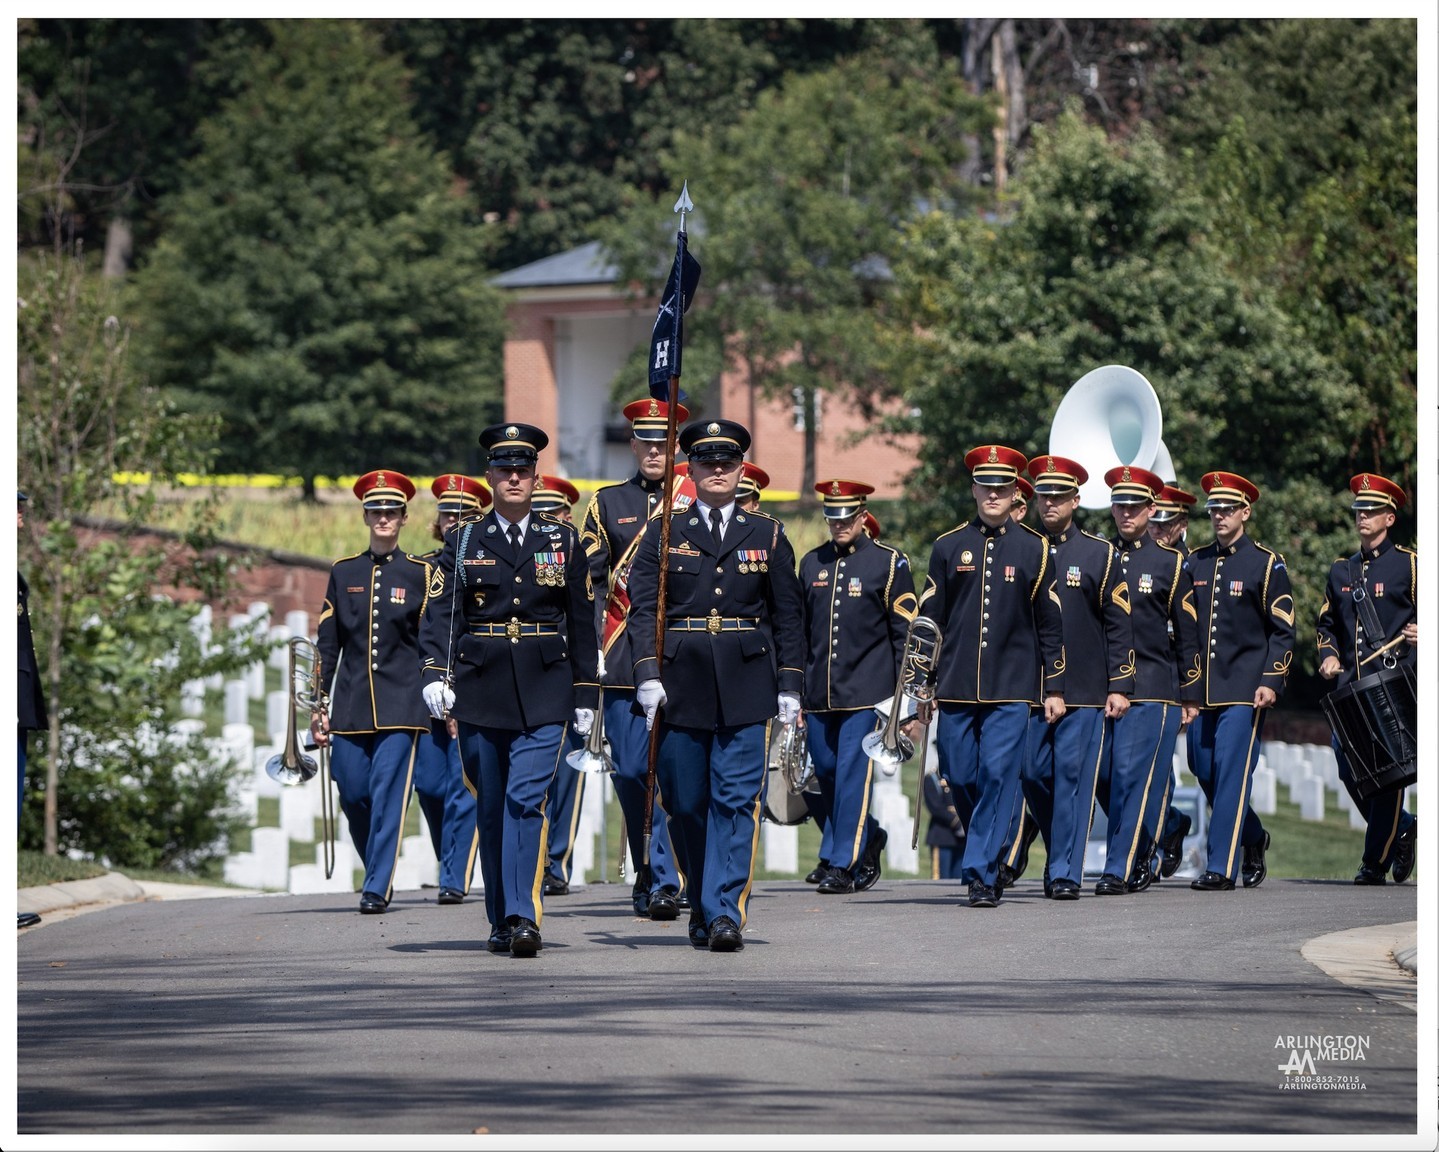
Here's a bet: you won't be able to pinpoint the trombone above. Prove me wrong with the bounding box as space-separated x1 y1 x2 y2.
264 636 338 878
566 687 615 775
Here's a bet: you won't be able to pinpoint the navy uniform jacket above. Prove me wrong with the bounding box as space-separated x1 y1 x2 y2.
799 533 917 712
1113 533 1201 703
1188 533 1295 705
419 510 599 729
579 472 664 689
18 570 48 732
919 518 1065 704
628 507 805 729
1316 537 1417 689
1045 528 1135 707
316 549 432 734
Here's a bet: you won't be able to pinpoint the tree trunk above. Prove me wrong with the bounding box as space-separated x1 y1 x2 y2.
799 383 818 508
102 216 134 279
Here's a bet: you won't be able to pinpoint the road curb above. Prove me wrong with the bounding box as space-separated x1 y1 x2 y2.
17 872 147 916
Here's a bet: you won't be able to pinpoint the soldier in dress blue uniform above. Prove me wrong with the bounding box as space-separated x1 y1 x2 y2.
1316 472 1417 885
628 418 805 951
1144 481 1201 875
577 398 687 919
415 473 490 906
18 491 47 929
532 474 587 897
918 445 1065 909
418 424 599 957
1010 475 1033 524
797 479 917 895
1186 471 1294 891
1100 465 1200 893
1017 456 1133 900
311 470 433 915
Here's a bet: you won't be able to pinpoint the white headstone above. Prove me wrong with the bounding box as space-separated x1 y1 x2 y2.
223 680 251 727
266 690 292 747
1250 766 1277 815
181 679 206 718
246 659 267 701
1298 775 1326 821
762 822 799 874
279 785 318 840
285 610 311 640
251 826 292 890
268 624 293 669
400 835 439 889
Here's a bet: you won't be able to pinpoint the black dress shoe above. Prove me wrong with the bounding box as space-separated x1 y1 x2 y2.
677 892 691 912
1006 818 1040 884
1050 879 1081 901
804 862 831 885
1390 817 1416 884
1191 870 1235 891
1159 812 1192 878
632 880 652 917
359 892 388 914
509 918 542 958
1042 863 1053 899
1353 865 1386 886
1126 862 1153 893
1094 873 1127 896
17 912 41 929
542 873 569 897
487 926 512 953
817 867 855 894
967 883 998 908
709 916 743 952
648 889 680 921
687 919 710 949
854 828 887 892
1241 830 1271 888
437 887 465 905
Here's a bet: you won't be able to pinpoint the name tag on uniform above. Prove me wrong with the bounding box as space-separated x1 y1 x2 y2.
465 557 496 566
669 544 701 556
617 516 638 525
346 586 366 593
1193 579 1209 589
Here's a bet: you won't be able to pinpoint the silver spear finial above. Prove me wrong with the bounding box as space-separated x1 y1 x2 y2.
673 180 693 231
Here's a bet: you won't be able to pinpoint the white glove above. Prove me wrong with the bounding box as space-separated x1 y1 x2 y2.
777 692 801 727
573 708 595 737
596 651 607 680
422 681 455 720
636 679 667 730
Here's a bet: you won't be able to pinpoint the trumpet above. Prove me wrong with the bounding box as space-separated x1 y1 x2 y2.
776 718 815 794
862 615 943 777
264 637 338 878
566 688 614 774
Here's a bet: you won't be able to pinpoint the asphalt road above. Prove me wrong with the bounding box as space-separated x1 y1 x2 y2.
14 876 1424 1144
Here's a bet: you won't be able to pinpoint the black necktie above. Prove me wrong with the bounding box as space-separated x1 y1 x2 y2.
507 524 522 551
709 508 724 549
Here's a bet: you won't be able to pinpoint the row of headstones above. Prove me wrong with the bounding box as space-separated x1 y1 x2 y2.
1254 740 1418 828
191 603 923 894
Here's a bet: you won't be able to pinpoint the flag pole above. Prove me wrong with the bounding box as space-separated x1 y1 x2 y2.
641 181 693 894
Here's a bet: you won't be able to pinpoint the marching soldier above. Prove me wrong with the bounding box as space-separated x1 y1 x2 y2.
1010 475 1034 523
918 445 1065 908
1018 457 1132 900
532 474 586 896
416 473 490 905
1101 465 1200 892
312 470 432 915
1186 471 1293 891
578 399 686 919
628 418 805 951
797 480 917 894
1316 472 1417 885
1141 481 1201 876
418 424 599 957
736 462 770 513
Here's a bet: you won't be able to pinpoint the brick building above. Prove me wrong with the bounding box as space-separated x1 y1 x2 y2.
493 241 918 500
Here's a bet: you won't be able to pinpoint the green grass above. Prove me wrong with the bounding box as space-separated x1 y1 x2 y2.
17 850 109 888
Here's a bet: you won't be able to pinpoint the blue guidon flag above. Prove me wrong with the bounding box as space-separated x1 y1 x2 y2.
648 233 701 401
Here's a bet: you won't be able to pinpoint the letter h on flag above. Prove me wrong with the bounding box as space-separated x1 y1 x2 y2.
648 232 701 401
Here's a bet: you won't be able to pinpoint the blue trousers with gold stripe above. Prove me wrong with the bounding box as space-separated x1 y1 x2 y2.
605 690 681 896
1023 707 1105 885
1188 706 1268 882
329 730 418 901
544 729 587 883
415 721 479 893
937 702 1029 889
455 721 564 931
655 721 766 929
1105 702 1177 882
412 721 449 860
805 710 881 872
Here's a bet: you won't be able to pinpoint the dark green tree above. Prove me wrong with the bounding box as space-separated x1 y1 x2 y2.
131 19 505 494
881 108 1363 684
604 25 989 503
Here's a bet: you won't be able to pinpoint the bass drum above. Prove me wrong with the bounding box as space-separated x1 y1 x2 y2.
1321 662 1418 801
